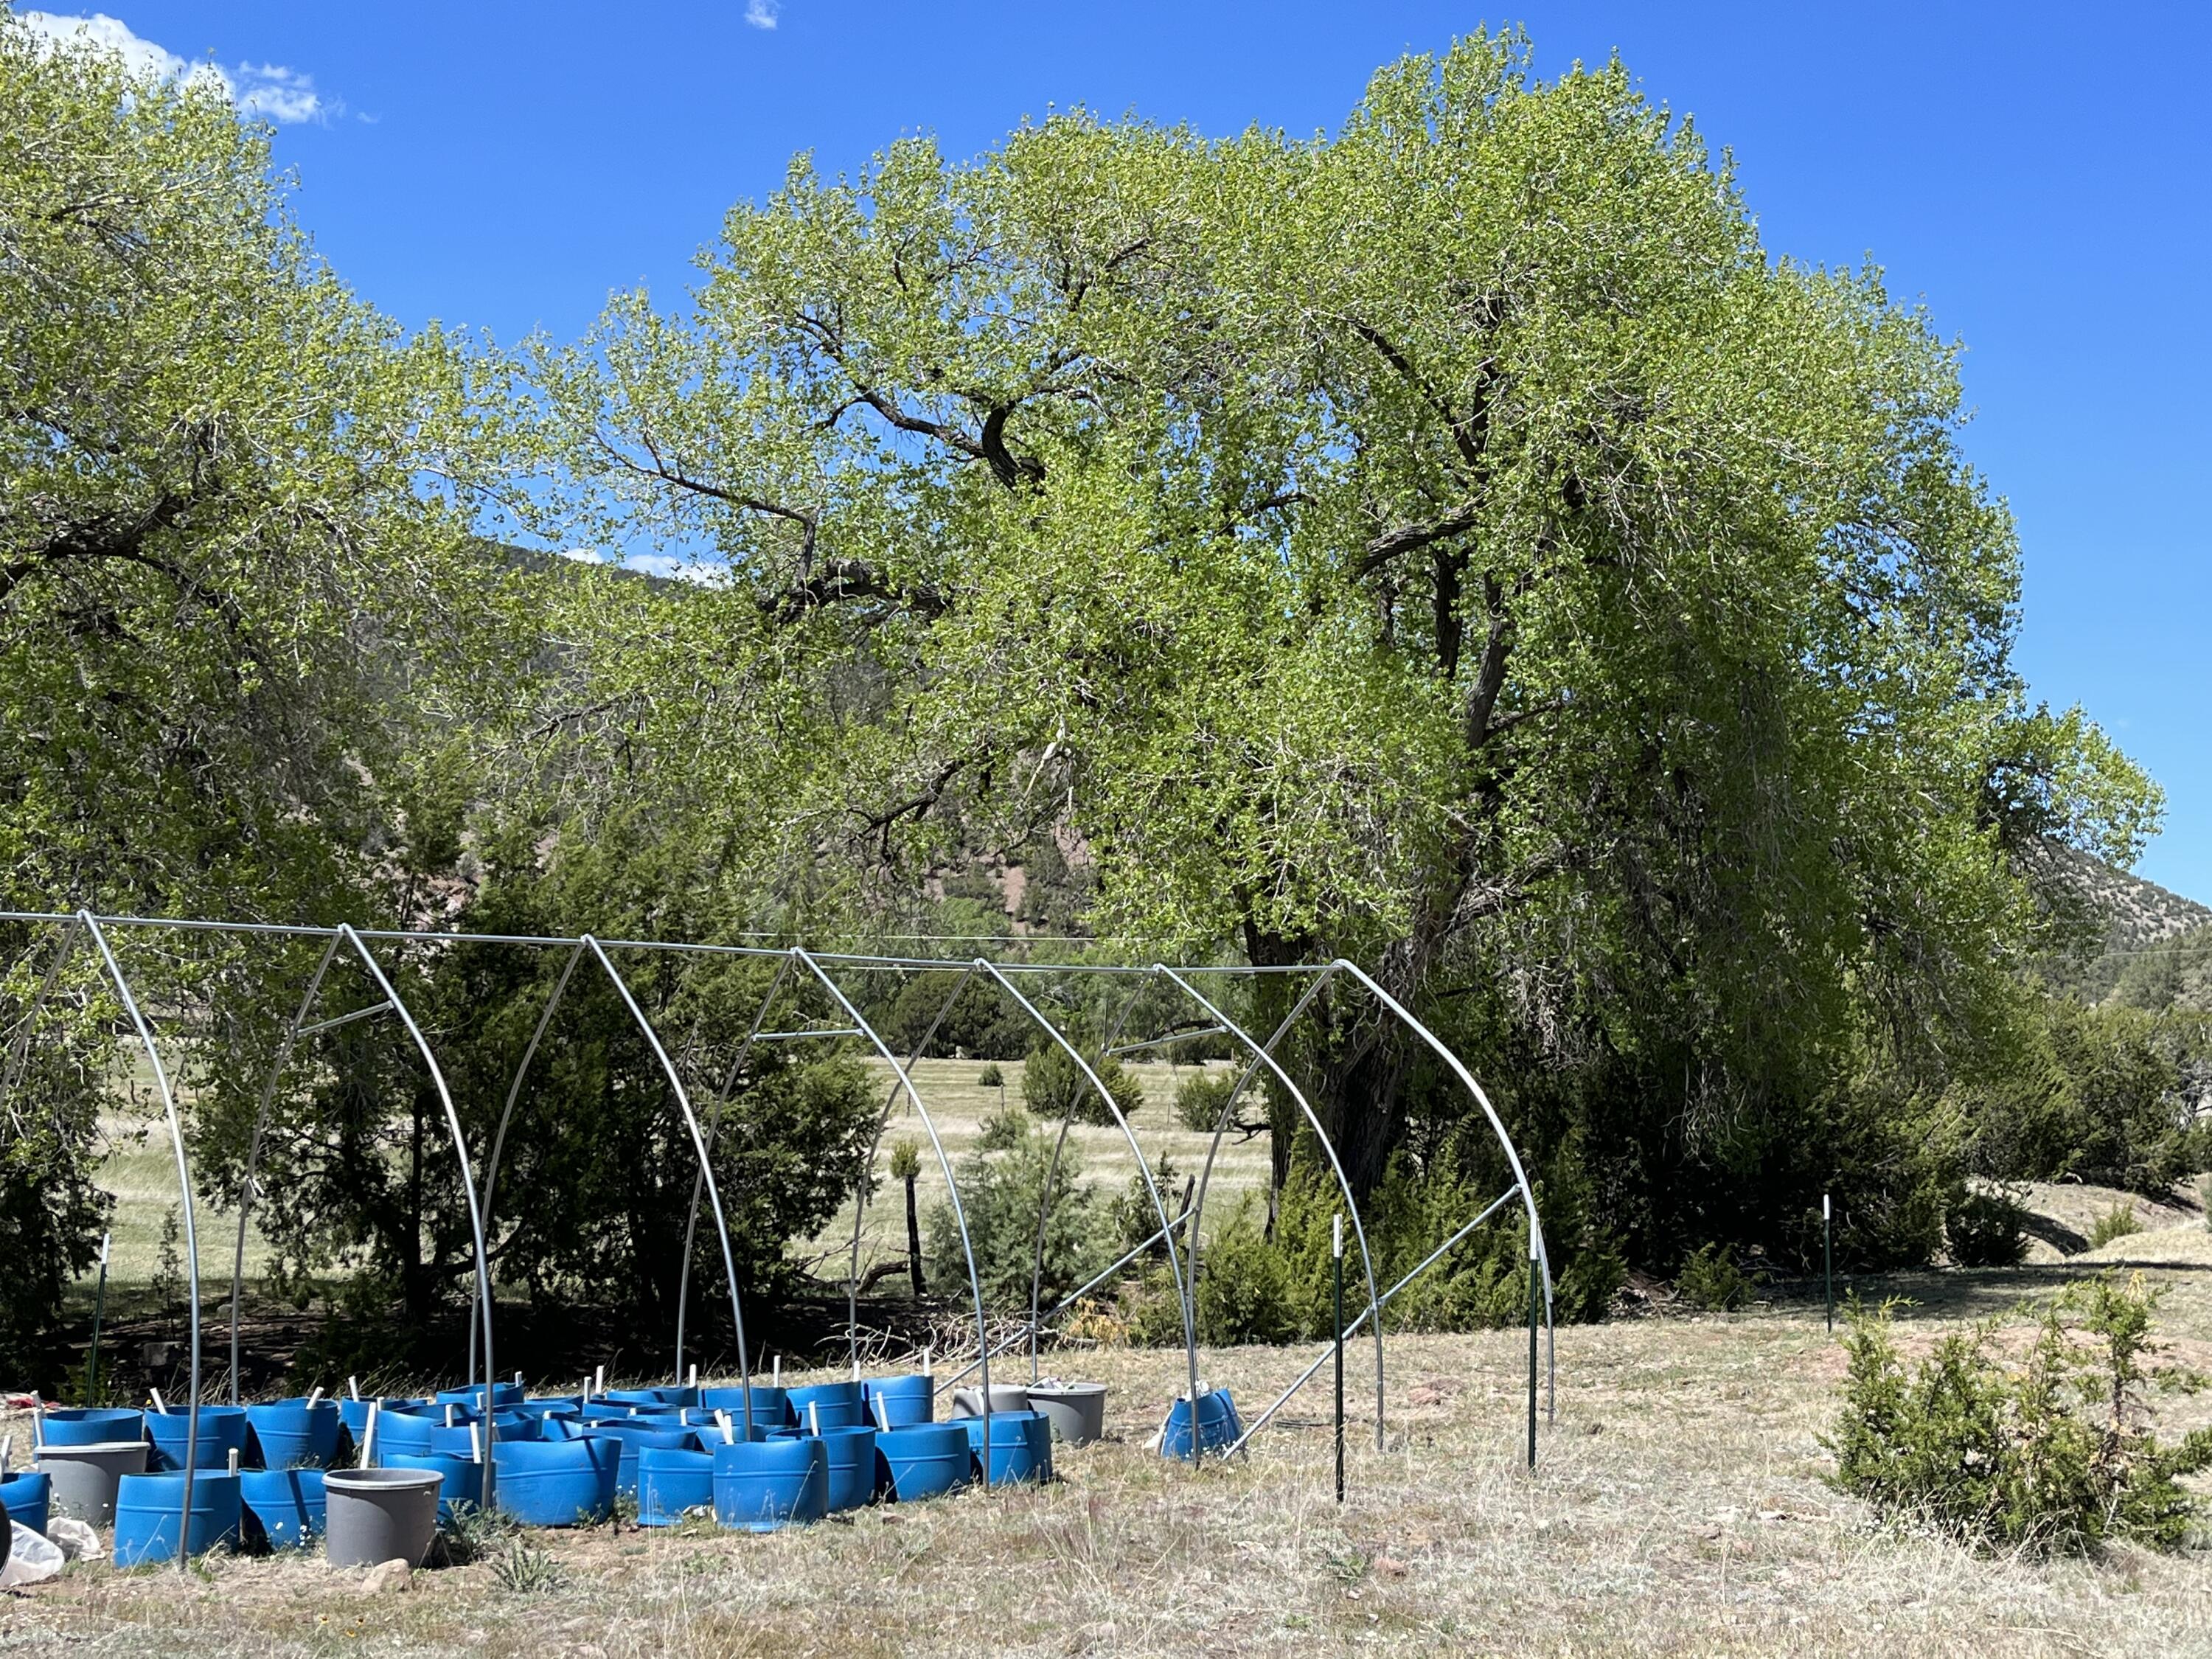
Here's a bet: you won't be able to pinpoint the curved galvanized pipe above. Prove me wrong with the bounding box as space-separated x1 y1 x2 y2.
972 961 1201 1462
579 937 755 1437
787 950 1001 1484
675 956 796 1383
469 943 585 1384
79 914 201 1571
844 964 976 1372
0 914 85 1133
335 925 498 1508
1327 960 1554 1420
229 936 341 1405
1151 964 1387 1449
1026 977 1152 1383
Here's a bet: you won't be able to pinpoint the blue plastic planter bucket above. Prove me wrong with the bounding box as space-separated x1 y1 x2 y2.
239 1467 325 1551
369 1410 442 1459
712 1437 827 1531
960 1412 1047 1486
435 1382 524 1412
338 1397 422 1449
381 1452 481 1523
246 1399 341 1470
582 1422 700 1498
491 1436 619 1526
874 1424 970 1503
861 1374 934 1429
144 1406 250 1472
600 1385 698 1410
113 1470 242 1565
636 1446 714 1526
1159 1388 1242 1460
814 1426 877 1512
578 1402 650 1425
34 1407 143 1448
699 1385 790 1430
0 1470 51 1537
787 1381 865 1430
521 1396 584 1417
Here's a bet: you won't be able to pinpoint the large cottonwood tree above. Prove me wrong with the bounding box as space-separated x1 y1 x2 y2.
518 35 2152 1259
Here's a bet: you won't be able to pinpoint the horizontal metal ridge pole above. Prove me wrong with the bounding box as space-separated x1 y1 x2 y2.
750 1027 863 1041
0 913 1334 977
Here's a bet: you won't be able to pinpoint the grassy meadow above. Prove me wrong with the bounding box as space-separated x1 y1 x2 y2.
10 1180 2212 1655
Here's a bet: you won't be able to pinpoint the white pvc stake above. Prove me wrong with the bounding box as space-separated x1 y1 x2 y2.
772 1355 781 1387
872 1395 888 1432
922 1346 932 1379
716 1409 734 1445
307 1386 324 1408
514 1371 524 1388
852 1354 861 1382
594 1365 605 1396
31 1397 45 1448
807 1401 821 1438
688 1363 698 1390
444 1404 456 1429
150 1388 170 1415
1 1432 13 1472
359 1402 380 1469
469 1422 482 1464
227 1447 240 1476
348 1376 360 1401
1333 1211 1343 1260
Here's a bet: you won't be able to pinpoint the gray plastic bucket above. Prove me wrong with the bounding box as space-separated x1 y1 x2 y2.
1026 1382 1107 1444
948 1382 1030 1418
35 1437 148 1526
323 1467 442 1568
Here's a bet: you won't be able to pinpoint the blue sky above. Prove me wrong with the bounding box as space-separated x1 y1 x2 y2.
24 2 2212 897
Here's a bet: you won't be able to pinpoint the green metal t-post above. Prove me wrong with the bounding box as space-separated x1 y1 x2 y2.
1332 1211 1346 1504
1823 1192 1834 1335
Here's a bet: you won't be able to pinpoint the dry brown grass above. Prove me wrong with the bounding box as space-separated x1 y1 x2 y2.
12 1243 2212 1658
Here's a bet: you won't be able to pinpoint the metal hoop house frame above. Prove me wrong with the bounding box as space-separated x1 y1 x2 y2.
0 909 1556 1567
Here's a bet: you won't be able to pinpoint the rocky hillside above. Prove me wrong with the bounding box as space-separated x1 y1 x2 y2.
2032 840 2212 1006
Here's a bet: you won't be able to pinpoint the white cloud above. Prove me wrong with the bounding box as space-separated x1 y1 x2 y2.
744 0 779 29
234 60 321 124
18 13 329 122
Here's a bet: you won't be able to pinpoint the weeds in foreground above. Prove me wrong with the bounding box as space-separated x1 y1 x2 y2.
493 1537 568 1594
440 1500 520 1566
1829 1272 2212 1554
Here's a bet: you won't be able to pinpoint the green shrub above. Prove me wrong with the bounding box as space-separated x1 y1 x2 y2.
1021 1040 1144 1126
2088 1202 2143 1249
923 1107 1111 1304
1828 1273 2212 1554
1172 1069 1245 1134
1675 1242 1759 1312
1947 1189 2030 1267
976 1062 1004 1090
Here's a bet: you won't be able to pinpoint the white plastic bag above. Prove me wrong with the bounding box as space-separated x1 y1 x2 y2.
46 1516 101 1561
0 1521 64 1587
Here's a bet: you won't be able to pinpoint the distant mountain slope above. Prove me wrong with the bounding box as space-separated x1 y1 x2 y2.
2031 841 2212 1005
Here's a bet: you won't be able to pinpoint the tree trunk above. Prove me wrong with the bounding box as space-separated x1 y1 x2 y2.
903 1175 924 1295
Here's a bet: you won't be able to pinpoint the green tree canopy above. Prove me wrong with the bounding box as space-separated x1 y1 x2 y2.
512 33 2155 1262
